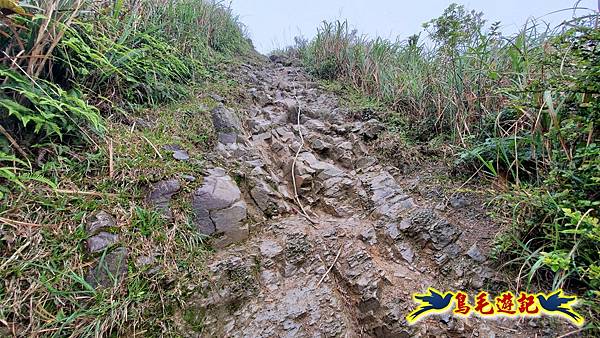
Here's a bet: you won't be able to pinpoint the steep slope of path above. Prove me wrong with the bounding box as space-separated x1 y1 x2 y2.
178 58 570 337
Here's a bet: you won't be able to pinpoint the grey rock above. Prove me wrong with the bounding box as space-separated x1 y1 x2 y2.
359 119 385 139
252 132 272 142
356 156 377 170
210 201 248 243
400 209 460 250
248 119 272 135
259 240 284 259
366 171 415 217
384 222 401 241
172 149 189 161
87 232 119 253
443 243 461 258
311 139 331 152
269 54 293 66
162 144 183 152
86 211 116 235
338 249 384 315
359 227 378 245
279 99 300 123
304 119 327 131
276 79 292 91
285 233 310 266
218 132 238 144
315 163 344 181
401 209 436 235
466 244 486 262
250 179 280 216
86 247 128 288
211 105 241 133
261 269 280 291
146 179 181 218
181 174 196 182
428 220 461 250
450 194 471 209
194 169 240 212
204 255 258 306
192 168 248 247
395 242 415 263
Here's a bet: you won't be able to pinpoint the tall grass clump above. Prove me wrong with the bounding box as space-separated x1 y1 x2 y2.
296 3 599 320
299 6 512 140
0 0 249 194
1 1 249 336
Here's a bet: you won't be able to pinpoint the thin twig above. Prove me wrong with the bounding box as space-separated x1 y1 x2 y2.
140 135 163 159
290 77 317 226
0 124 31 165
52 189 118 198
557 328 585 338
317 245 343 287
108 138 114 178
0 216 45 228
0 240 31 271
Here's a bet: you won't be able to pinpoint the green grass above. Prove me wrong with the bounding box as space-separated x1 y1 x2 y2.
0 92 223 335
0 0 250 186
0 0 251 335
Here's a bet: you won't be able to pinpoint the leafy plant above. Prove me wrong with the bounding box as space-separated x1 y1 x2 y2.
0 151 56 198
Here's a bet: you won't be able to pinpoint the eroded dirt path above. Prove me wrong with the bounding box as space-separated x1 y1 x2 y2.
176 59 569 337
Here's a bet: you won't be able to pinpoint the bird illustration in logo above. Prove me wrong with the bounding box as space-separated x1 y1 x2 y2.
536 290 584 326
407 288 454 324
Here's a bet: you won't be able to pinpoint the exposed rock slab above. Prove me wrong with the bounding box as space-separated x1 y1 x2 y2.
146 179 181 218
85 211 119 254
86 247 128 288
192 168 248 247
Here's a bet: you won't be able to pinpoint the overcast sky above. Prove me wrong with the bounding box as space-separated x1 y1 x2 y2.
229 0 598 54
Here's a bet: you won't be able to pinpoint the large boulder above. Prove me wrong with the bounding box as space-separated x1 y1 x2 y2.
192 168 248 247
211 105 241 133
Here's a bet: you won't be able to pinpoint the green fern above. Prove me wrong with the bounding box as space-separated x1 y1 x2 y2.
0 151 57 199
0 67 105 141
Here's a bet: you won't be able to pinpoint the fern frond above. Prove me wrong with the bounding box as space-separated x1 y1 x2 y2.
18 172 57 189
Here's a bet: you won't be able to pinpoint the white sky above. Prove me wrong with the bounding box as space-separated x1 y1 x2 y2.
229 0 599 53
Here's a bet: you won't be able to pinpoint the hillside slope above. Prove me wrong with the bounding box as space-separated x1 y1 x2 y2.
1 2 598 337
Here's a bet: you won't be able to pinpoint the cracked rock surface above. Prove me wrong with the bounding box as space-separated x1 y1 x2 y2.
192 168 248 247
176 58 572 338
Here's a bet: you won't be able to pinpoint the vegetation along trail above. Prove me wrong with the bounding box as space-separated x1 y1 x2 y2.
0 0 598 337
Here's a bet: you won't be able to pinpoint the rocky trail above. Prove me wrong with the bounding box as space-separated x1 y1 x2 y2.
139 58 566 337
